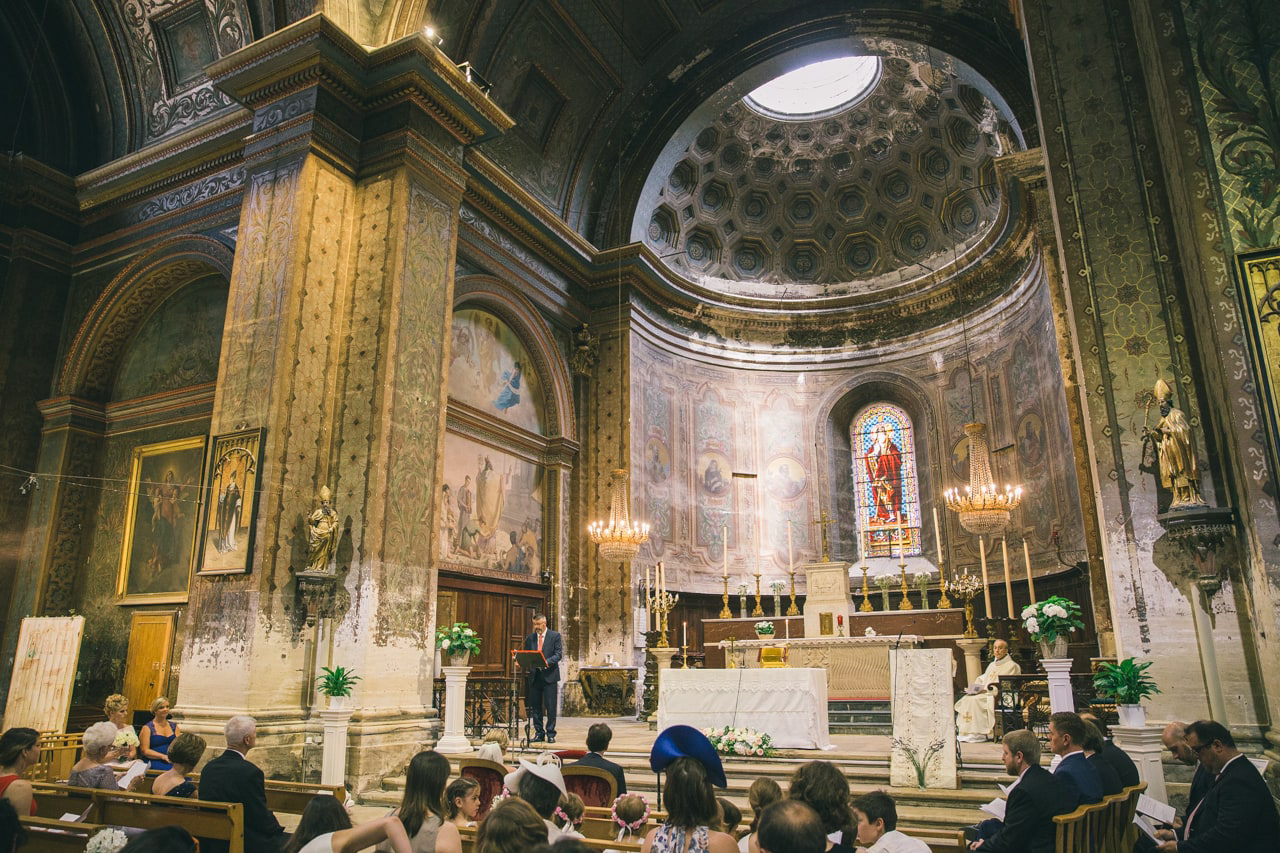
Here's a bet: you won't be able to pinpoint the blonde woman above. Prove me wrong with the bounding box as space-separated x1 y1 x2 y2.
104 694 136 760
140 697 178 770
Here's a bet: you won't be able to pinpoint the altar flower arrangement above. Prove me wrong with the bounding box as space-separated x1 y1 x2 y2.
874 573 893 610
435 621 483 654
1020 596 1084 643
704 725 774 757
86 828 129 853
754 620 775 635
113 727 140 749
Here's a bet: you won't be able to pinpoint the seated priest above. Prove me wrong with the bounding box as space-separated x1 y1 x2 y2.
955 639 1021 742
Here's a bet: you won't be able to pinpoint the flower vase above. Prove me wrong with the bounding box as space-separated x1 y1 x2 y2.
1116 704 1146 727
1039 636 1069 659
756 630 773 641
739 595 747 618
327 694 347 710
448 651 471 667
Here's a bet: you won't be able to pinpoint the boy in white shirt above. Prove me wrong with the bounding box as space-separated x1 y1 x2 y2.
851 791 929 853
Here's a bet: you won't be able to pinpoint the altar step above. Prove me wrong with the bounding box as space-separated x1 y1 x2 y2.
827 699 892 734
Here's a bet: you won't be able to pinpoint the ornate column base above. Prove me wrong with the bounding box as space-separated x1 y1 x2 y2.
1111 724 1168 803
1042 659 1075 713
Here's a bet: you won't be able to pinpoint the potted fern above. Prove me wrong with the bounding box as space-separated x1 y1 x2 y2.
1092 657 1161 727
317 665 360 709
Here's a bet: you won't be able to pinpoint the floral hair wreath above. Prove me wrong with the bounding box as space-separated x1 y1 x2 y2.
554 805 584 828
611 793 651 831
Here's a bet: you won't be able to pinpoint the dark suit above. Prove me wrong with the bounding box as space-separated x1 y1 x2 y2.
981 765 1074 853
1088 751 1123 796
1053 751 1103 806
571 751 627 794
1099 739 1140 788
198 748 286 853
522 627 563 739
1179 754 1279 853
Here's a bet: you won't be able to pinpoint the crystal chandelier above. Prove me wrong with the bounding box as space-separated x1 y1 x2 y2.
945 422 1023 536
589 468 650 563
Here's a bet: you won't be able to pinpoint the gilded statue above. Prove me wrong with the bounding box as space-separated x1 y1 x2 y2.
1143 379 1206 509
569 323 599 376
306 486 340 573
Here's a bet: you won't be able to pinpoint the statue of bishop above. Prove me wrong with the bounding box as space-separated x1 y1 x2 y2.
1144 379 1206 509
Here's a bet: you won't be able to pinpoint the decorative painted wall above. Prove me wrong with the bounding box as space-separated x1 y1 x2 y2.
449 308 547 435
112 276 227 401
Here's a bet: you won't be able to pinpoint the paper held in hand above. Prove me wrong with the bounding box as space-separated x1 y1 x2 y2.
117 759 148 790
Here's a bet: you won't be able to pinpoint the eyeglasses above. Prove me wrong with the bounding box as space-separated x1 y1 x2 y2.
1188 741 1213 754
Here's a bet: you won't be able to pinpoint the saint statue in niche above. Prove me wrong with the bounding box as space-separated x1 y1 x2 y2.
865 423 903 524
1143 379 1206 509
306 486 339 573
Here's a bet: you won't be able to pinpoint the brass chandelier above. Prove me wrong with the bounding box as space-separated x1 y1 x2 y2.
589 468 650 563
945 422 1022 536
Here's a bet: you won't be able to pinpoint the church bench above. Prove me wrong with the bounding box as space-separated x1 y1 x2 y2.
18 815 108 852
1053 799 1108 853
135 769 346 814
30 732 83 783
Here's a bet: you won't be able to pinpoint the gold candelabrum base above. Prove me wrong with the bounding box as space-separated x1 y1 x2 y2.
937 571 953 609
648 590 680 647
679 644 688 668
726 637 737 669
897 565 914 610
859 565 874 612
786 571 800 616
719 576 732 619
962 593 978 637
752 573 765 617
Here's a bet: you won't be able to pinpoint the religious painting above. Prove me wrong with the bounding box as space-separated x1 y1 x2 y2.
117 436 207 604
951 436 969 480
851 403 920 558
764 456 807 501
1016 411 1046 468
440 431 543 577
152 2 218 93
1236 246 1280 486
645 438 670 483
196 428 265 575
448 308 547 435
696 450 731 496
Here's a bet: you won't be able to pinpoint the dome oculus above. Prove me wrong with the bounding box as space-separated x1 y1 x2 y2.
745 56 881 119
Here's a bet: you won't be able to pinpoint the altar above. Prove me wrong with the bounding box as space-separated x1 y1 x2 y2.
716 635 923 699
656 667 832 749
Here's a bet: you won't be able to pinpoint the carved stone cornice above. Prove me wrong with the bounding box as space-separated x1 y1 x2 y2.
0 156 78 250
36 396 107 433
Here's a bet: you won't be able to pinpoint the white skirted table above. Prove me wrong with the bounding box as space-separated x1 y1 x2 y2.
655 667 832 749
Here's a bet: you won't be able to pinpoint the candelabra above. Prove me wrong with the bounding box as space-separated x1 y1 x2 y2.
752 572 764 617
859 565 873 612
647 588 680 647
786 571 800 616
937 569 953 609
947 571 984 638
719 576 732 619
897 565 914 610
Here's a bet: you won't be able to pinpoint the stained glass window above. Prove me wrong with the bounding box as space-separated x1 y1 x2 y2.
851 403 920 558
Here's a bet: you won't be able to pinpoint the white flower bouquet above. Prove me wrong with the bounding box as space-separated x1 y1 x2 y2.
703 725 775 757
753 620 775 635
113 727 139 749
435 621 482 654
1020 595 1084 642
86 828 129 853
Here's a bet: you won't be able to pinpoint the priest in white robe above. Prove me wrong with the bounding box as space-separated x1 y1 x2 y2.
954 639 1021 742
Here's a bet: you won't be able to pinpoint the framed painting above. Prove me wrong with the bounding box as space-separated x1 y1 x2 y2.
116 436 207 604
196 427 266 575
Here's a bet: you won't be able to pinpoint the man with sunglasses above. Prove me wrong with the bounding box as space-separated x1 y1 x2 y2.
1154 719 1277 852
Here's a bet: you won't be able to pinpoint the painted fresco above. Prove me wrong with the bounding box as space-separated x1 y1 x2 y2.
440 431 543 577
449 308 547 434
112 277 227 401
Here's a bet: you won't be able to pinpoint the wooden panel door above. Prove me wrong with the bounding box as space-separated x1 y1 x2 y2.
122 611 177 716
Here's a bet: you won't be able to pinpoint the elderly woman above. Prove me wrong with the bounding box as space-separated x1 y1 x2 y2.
104 694 136 760
139 697 178 770
69 722 122 789
152 732 205 798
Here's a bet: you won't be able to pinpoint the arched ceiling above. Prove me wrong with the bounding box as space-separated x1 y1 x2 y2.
634 41 1016 300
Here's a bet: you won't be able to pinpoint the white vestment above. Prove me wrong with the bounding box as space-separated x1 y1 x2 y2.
954 654 1022 739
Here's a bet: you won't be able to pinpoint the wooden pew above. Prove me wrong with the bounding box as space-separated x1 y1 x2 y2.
134 769 345 815
30 733 84 783
19 816 108 853
1053 799 1108 853
31 783 245 853
31 782 96 820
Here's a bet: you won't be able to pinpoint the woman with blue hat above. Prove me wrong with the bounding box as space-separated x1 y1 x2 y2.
642 726 739 853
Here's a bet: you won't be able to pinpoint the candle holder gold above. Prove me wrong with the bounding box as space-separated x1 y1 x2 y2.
751 572 764 617
786 571 800 616
679 644 688 668
937 570 953 609
647 588 680 647
947 572 983 638
859 565 874 612
719 575 732 618
725 636 737 669
897 565 914 610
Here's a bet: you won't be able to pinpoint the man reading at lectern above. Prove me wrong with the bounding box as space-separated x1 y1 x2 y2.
523 613 563 743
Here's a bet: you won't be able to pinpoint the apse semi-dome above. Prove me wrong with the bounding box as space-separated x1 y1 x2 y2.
633 40 1024 304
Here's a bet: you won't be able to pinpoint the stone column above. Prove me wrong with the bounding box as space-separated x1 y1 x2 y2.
1042 659 1075 713
1112 724 1167 803
435 666 473 754
173 17 511 792
956 638 988 685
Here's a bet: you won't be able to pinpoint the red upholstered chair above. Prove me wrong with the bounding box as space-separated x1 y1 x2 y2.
553 749 587 762
459 757 509 820
561 764 618 808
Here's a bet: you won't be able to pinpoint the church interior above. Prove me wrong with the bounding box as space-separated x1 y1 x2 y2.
0 0 1278 817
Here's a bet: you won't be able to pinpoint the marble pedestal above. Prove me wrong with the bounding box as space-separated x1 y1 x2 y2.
319 708 354 787
435 665 473 754
1042 659 1075 713
1113 724 1168 802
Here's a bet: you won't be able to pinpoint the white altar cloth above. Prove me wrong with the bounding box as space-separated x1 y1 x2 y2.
656 667 832 749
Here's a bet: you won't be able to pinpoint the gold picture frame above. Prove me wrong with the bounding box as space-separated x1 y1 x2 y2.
116 436 207 605
197 427 266 575
1236 247 1280 487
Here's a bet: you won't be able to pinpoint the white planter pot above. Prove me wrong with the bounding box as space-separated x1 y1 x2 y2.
327 694 348 710
1116 704 1146 727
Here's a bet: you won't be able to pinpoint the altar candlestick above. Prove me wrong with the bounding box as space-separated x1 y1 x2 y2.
897 523 906 568
658 561 665 597
787 520 794 572
932 506 943 564
1001 537 1014 616
722 525 729 578
682 620 687 648
979 538 992 614
1024 540 1036 604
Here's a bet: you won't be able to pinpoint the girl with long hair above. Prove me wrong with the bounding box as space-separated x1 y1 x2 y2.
0 728 39 816
376 750 462 853
283 795 412 853
641 757 738 853
475 798 547 853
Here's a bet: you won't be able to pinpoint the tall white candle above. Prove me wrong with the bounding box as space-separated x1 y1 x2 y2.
979 538 992 614
787 520 794 572
897 523 906 568
1001 537 1014 616
682 620 688 648
1024 540 1036 604
645 565 651 603
723 526 729 578
932 506 943 566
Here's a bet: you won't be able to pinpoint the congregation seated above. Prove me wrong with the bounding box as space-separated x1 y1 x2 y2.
139 696 179 771
199 714 287 853
757 800 827 853
766 761 857 853
1078 719 1122 796
739 777 783 852
375 750 463 853
850 791 929 853
717 798 741 838
643 726 737 853
1156 721 1209 843
969 728 1074 852
0 727 40 816
104 693 137 761
505 756 583 843
284 794 413 853
0 800 23 852
152 731 206 798
445 775 481 829
1079 712 1139 787
69 722 124 790
1047 712 1103 806
476 731 510 767
555 792 586 836
954 640 1020 742
476 797 549 853
120 825 198 852
605 793 651 851
569 723 627 794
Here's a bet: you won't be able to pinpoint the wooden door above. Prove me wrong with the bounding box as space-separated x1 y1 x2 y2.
122 611 176 716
